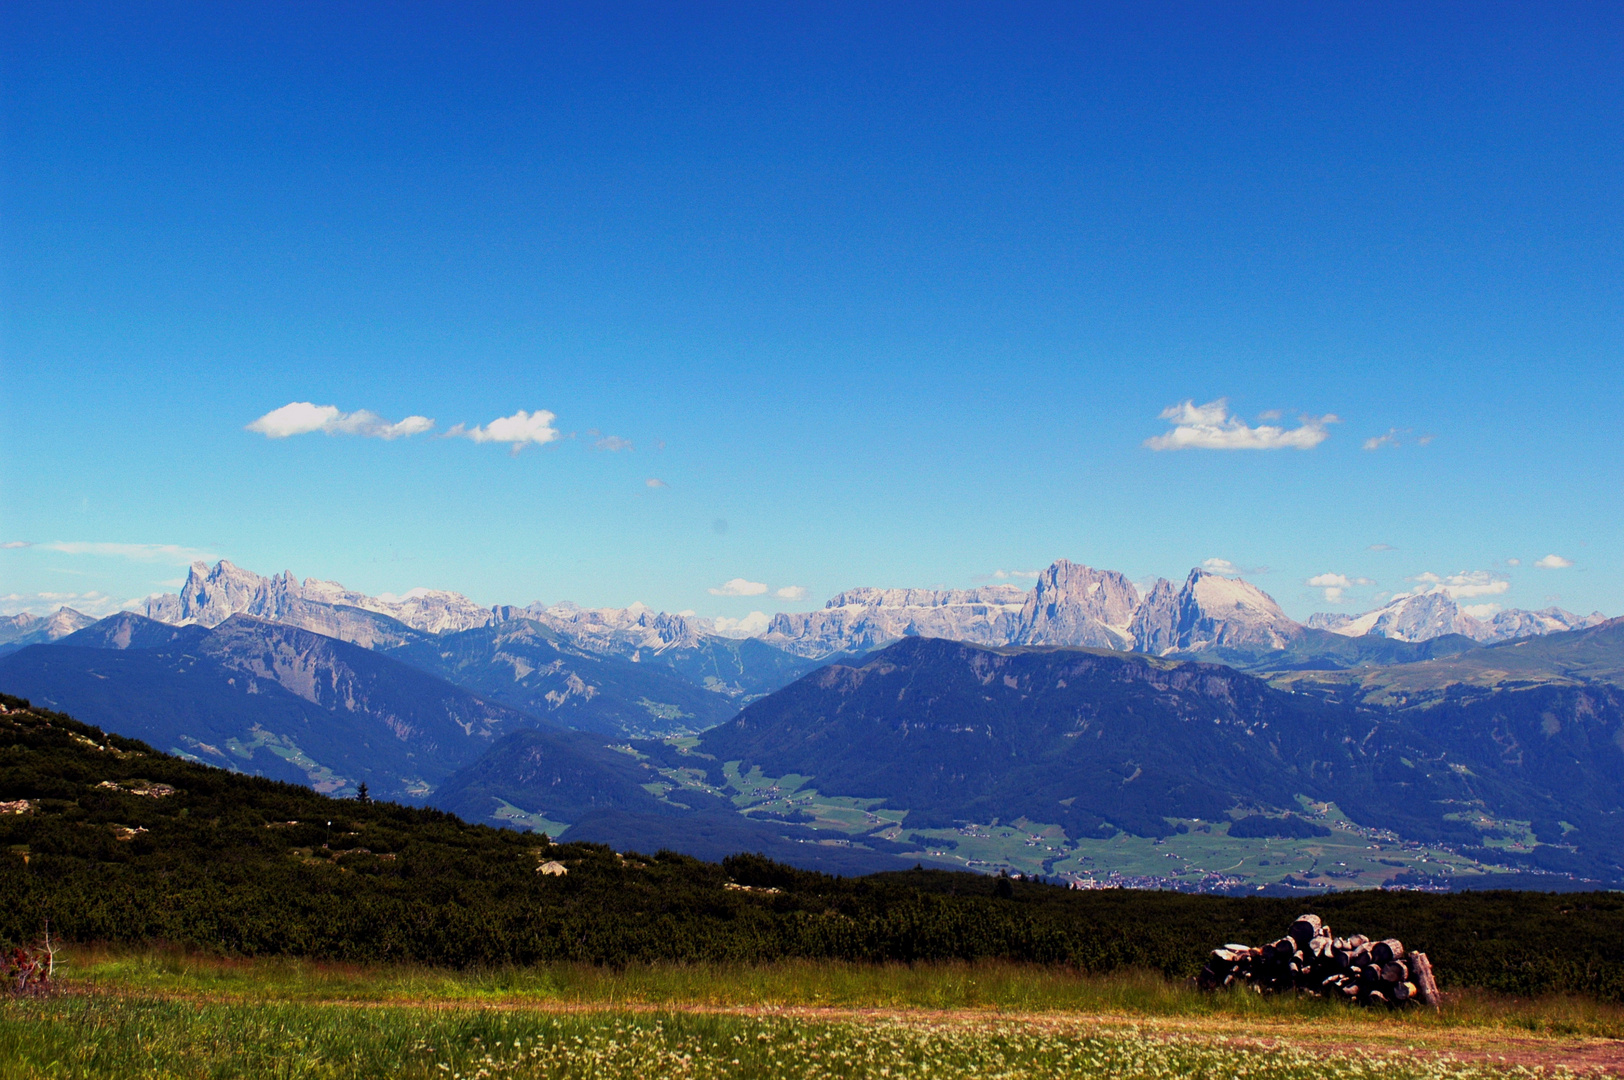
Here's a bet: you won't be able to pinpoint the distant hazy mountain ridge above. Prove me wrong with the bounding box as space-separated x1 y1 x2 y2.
761 585 1027 658
131 556 1612 668
0 608 97 655
1308 589 1604 645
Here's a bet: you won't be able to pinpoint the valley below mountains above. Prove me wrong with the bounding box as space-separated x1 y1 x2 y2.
1 556 1620 891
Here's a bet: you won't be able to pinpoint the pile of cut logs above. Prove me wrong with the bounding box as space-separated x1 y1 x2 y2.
1198 913 1440 1008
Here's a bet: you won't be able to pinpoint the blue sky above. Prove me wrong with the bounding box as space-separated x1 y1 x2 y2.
2 1 1620 623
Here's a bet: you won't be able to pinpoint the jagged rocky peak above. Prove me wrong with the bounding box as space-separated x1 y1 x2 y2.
1012 561 1139 649
1306 612 1354 631
143 560 491 636
1128 577 1179 654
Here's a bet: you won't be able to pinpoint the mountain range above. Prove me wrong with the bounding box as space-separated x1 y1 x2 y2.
3 556 1621 889
96 556 1606 670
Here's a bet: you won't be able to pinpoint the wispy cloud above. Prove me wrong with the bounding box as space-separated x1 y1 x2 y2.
1367 543 1396 552
1409 570 1509 599
1461 603 1503 619
1535 554 1573 569
446 409 560 453
1506 558 1522 566
992 569 1042 580
645 478 668 488
247 402 434 440
1145 399 1336 451
1307 572 1375 603
594 435 633 452
33 542 219 565
709 578 769 597
1362 428 1404 451
1 541 33 549
1203 558 1269 577
774 585 809 600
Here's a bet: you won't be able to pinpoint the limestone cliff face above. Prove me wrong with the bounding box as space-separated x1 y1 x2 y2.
761 586 1026 659
1011 561 1139 650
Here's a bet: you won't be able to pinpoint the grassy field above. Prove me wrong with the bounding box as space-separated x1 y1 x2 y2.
1 949 1620 1078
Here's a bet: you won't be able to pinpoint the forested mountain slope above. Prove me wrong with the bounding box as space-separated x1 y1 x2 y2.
699 638 1624 882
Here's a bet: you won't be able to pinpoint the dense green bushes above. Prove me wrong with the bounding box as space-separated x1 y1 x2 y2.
2 694 1622 1000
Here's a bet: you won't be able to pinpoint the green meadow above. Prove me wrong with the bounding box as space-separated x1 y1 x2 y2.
4 952 1623 1079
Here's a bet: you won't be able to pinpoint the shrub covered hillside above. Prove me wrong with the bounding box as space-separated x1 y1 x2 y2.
1 693 1622 999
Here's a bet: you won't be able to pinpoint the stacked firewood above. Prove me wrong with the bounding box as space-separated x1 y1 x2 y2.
1198 913 1440 1008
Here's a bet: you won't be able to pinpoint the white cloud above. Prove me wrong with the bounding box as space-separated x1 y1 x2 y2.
446 409 560 451
709 578 769 597
1 541 32 549
1203 558 1270 577
247 402 433 440
992 569 1042 580
1367 543 1395 552
1145 399 1336 451
1362 428 1404 451
594 435 633 452
1306 572 1375 604
1535 554 1573 569
1461 603 1503 619
1506 558 1522 566
707 611 772 637
38 542 219 565
775 585 809 601
645 478 668 488
1408 570 1510 599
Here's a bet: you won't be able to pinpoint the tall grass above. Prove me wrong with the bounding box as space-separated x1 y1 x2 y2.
62 946 1624 1039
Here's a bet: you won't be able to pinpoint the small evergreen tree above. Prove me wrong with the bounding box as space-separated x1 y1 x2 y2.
355 782 369 803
